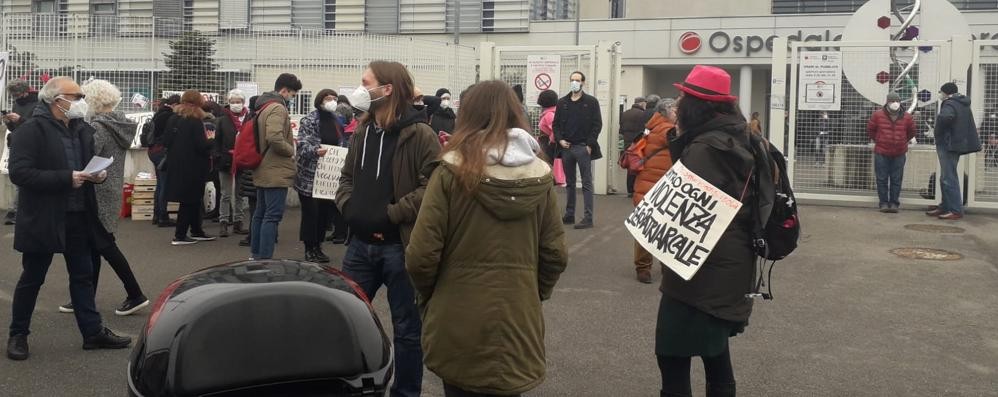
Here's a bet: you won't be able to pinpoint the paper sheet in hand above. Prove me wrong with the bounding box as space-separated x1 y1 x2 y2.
624 160 743 281
83 156 114 175
312 146 349 200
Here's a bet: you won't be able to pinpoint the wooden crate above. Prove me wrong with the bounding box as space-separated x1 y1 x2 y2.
134 177 157 186
133 185 156 193
132 198 155 206
132 212 154 221
132 191 155 199
167 203 180 212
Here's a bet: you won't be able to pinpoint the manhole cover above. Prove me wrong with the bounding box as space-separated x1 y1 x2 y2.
903 224 966 234
890 247 963 261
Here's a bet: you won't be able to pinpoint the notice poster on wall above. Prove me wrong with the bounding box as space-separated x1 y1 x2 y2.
526 55 561 107
624 161 743 281
798 51 842 111
236 81 259 98
312 145 349 201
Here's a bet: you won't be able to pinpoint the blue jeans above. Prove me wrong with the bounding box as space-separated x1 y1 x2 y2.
562 144 594 221
9 213 103 338
936 147 963 214
250 187 287 259
342 239 423 397
874 153 906 206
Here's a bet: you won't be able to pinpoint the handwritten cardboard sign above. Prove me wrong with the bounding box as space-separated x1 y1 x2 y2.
624 160 743 281
312 145 349 201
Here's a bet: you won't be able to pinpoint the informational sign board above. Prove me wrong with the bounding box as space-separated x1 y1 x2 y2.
311 145 349 201
624 161 743 281
0 131 10 175
125 112 155 149
162 90 220 104
236 81 259 98
798 51 842 111
131 93 149 109
526 55 561 107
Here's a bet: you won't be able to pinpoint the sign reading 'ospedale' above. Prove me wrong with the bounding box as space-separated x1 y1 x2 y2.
678 30 844 57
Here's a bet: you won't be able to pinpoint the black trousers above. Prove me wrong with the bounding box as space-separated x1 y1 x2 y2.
627 173 637 194
657 348 735 396
175 201 205 239
298 193 339 249
443 383 519 397
92 240 144 300
9 212 103 338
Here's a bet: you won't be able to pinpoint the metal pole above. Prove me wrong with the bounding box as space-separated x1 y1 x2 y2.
574 0 581 45
454 0 461 45
72 14 79 81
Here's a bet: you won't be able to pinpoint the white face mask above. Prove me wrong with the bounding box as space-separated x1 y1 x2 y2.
570 81 583 93
440 99 451 109
322 101 338 113
888 102 901 112
230 103 244 113
346 84 385 113
58 97 89 119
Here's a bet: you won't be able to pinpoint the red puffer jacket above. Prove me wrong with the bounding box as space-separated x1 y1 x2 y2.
867 109 916 157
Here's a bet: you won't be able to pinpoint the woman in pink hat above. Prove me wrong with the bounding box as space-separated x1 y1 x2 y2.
655 65 772 397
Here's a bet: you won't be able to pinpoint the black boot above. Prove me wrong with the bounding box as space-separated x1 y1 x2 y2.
219 222 230 238
304 246 319 263
6 334 28 360
313 247 331 263
82 327 132 350
706 382 736 397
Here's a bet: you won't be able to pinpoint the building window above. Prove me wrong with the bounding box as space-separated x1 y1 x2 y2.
220 0 250 30
772 0 998 14
531 0 574 21
325 0 336 30
32 0 66 36
90 0 118 36
183 0 194 31
366 0 400 34
610 0 625 18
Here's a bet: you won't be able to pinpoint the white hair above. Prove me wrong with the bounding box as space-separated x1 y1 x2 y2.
227 89 245 102
81 79 122 113
37 76 75 104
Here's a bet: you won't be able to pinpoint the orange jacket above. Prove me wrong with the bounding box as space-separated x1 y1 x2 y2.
633 112 675 205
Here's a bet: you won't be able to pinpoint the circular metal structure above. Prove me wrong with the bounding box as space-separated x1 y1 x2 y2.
889 247 963 261
903 224 966 234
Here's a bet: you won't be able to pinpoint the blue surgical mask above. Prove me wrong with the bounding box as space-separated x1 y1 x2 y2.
570 81 582 93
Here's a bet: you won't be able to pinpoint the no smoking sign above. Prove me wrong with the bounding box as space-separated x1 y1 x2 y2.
534 73 552 91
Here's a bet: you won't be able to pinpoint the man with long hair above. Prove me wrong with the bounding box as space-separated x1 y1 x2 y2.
337 61 441 397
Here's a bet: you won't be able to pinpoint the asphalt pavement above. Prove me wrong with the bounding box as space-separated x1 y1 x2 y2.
0 193 996 396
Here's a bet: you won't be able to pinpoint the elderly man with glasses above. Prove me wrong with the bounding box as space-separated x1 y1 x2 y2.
5 76 131 361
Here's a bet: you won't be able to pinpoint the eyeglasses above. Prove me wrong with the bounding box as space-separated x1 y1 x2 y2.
58 93 86 100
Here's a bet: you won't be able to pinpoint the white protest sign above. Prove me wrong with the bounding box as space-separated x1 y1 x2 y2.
131 93 149 109
236 81 259 98
798 51 842 111
624 160 743 281
125 112 155 149
290 114 304 136
0 51 8 101
312 145 349 201
162 90 220 104
526 55 561 107
0 131 10 175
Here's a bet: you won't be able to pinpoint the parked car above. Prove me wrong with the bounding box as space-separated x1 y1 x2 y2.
127 260 392 397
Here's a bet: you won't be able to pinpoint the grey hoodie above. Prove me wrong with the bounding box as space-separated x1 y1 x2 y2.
91 111 138 234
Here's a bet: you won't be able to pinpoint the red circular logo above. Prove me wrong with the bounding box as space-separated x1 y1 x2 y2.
679 32 702 54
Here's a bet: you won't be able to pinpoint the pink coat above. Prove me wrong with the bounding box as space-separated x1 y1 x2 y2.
538 106 556 141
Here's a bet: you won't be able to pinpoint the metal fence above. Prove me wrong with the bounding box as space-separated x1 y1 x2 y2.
0 13 478 115
787 40 952 207
970 40 998 207
493 47 594 135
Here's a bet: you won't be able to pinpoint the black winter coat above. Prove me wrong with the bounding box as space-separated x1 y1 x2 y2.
213 108 245 171
662 115 771 324
430 107 456 134
553 92 603 160
163 114 213 203
4 92 40 133
9 105 105 253
935 94 981 154
619 105 647 144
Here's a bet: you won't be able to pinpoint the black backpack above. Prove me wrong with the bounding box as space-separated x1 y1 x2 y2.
139 120 154 148
745 135 801 299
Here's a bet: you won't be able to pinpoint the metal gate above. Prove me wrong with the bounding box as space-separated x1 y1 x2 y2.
479 41 623 195
968 40 998 209
771 37 995 210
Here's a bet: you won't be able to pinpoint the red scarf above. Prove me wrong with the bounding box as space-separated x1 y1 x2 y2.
226 107 248 131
